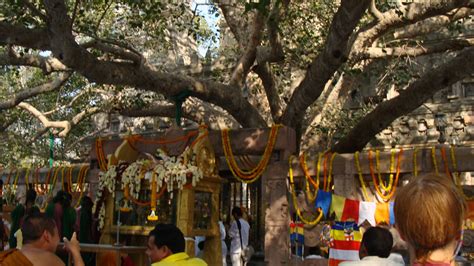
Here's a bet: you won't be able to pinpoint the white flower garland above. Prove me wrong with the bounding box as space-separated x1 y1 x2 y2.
94 147 204 229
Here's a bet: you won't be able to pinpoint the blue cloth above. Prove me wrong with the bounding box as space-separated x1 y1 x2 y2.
389 201 395 225
315 189 332 218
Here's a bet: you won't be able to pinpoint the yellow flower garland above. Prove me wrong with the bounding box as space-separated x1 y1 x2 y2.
326 152 337 192
74 165 89 208
24 167 31 188
289 156 323 225
413 147 419 177
222 125 281 183
375 149 395 191
49 166 62 196
354 151 370 201
449 146 473 200
300 153 318 202
431 147 439 174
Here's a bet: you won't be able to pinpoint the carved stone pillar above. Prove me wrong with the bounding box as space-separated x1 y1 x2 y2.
263 161 290 265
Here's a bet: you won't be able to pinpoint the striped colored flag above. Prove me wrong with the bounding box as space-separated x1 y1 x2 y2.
328 222 362 266
290 221 304 256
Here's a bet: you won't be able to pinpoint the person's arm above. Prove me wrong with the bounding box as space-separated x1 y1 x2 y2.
63 232 84 266
228 221 238 239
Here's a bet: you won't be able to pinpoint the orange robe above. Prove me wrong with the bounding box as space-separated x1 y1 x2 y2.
0 249 33 266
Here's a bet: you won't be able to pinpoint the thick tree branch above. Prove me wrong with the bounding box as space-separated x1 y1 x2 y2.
370 0 384 20
256 0 288 64
34 0 265 128
352 0 472 53
81 40 143 64
44 86 108 115
18 102 71 137
0 73 71 110
230 11 265 87
23 0 48 21
0 50 68 73
332 47 474 153
0 23 50 51
253 64 283 122
359 38 474 60
119 98 239 129
393 7 472 39
281 0 371 128
217 2 247 49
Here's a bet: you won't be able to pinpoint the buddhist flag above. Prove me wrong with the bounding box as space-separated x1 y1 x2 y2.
375 202 390 225
328 221 362 266
330 194 345 219
341 198 359 222
315 189 332 218
358 201 376 226
389 201 395 225
290 221 304 257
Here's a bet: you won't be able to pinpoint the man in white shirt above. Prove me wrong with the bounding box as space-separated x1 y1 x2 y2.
339 227 403 266
228 207 250 266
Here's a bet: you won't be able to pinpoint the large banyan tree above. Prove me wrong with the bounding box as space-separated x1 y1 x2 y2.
0 0 473 164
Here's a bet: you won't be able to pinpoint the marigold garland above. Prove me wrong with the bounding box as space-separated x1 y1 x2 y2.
96 138 108 171
222 125 281 183
431 147 439 174
49 167 62 196
322 153 329 191
13 168 20 190
368 149 403 202
449 146 473 200
326 153 337 192
374 149 395 191
413 147 419 177
73 166 89 208
354 151 370 201
299 153 319 202
439 147 453 181
289 156 323 225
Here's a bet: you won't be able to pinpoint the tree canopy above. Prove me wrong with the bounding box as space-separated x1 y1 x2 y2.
0 0 473 166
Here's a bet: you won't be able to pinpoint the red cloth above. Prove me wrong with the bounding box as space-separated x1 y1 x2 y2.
341 199 359 222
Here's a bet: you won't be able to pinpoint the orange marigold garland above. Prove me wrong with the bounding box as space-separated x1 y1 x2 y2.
222 125 281 183
289 156 323 225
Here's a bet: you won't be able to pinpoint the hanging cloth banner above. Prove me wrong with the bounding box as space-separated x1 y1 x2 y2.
315 189 332 218
389 201 395 225
328 221 362 266
358 201 376 226
375 202 390 225
330 194 345 220
341 198 360 222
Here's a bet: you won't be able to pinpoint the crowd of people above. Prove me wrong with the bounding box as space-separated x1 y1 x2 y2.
0 172 468 265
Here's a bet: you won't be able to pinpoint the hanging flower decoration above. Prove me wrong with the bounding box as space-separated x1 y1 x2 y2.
94 146 204 229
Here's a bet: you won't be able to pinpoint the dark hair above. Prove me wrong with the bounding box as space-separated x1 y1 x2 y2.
362 227 393 258
21 213 57 244
25 188 37 205
149 223 185 254
231 207 242 218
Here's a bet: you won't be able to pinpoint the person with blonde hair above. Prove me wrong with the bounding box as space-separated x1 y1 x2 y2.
394 173 466 265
